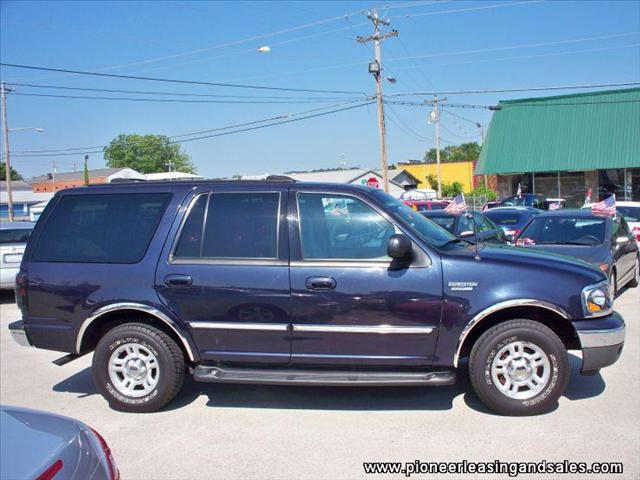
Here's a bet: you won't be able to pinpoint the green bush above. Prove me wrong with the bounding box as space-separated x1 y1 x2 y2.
467 185 498 201
441 181 464 197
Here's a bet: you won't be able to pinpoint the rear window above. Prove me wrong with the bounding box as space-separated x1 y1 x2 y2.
485 211 527 226
519 217 606 246
0 229 32 244
32 193 171 263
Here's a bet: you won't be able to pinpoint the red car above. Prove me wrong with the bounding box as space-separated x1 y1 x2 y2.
403 200 450 212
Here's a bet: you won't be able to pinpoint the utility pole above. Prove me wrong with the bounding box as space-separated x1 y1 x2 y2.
357 10 398 193
51 159 56 192
476 122 487 189
426 95 446 198
1 82 14 221
165 160 174 181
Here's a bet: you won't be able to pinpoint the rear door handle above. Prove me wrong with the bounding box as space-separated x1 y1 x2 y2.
164 274 192 287
305 276 336 290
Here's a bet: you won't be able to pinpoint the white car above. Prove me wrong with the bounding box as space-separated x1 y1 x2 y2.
0 221 34 289
583 201 640 246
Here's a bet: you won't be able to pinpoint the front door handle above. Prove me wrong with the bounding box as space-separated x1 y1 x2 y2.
305 276 337 291
164 274 193 287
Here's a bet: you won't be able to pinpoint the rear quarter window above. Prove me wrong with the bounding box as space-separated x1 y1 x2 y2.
31 193 171 263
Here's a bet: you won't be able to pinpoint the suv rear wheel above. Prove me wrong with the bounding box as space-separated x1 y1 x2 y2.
469 319 569 416
93 323 185 413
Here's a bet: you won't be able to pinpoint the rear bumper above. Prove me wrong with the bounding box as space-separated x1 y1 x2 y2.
8 320 32 348
573 311 625 374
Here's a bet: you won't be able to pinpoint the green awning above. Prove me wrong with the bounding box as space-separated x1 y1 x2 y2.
475 88 640 175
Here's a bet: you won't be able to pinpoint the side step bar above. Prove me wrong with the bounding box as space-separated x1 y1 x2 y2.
193 366 456 387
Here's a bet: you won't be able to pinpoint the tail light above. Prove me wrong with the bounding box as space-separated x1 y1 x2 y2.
35 460 63 480
89 428 120 480
15 270 28 310
632 226 640 242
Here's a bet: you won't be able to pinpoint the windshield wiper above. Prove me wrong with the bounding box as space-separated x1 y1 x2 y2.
537 240 597 246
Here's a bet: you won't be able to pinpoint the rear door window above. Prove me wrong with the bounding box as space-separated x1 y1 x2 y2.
32 193 171 263
173 192 281 260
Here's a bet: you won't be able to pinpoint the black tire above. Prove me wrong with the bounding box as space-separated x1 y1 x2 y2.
92 323 185 413
628 257 639 288
469 319 569 416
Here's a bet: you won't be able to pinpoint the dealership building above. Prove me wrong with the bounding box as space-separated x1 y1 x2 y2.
475 88 640 206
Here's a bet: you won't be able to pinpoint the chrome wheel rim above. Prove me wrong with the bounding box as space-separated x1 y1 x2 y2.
491 341 550 400
108 343 159 398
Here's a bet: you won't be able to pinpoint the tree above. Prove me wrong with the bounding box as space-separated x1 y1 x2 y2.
0 162 23 181
424 174 438 190
103 134 196 174
423 141 481 164
441 181 464 197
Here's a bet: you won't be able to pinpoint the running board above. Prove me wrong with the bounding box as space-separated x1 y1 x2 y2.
193 366 456 387
52 352 87 366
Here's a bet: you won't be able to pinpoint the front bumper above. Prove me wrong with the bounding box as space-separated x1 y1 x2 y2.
573 311 625 375
8 320 32 348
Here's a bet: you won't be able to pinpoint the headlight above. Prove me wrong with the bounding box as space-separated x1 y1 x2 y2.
582 281 612 317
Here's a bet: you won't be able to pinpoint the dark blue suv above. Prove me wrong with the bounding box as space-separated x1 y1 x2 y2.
9 180 625 415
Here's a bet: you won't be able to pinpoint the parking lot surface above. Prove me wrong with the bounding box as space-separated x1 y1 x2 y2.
1 287 638 480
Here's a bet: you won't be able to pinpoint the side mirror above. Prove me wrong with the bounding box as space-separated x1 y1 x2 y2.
387 234 413 260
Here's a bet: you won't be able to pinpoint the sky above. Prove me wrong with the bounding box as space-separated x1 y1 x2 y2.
1 0 639 180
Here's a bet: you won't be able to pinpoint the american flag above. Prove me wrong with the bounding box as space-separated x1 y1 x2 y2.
584 188 592 205
592 194 616 217
444 193 467 215
329 203 349 216
516 183 522 197
548 201 562 210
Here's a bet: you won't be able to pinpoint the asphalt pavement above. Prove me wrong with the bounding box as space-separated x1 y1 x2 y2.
1 287 638 480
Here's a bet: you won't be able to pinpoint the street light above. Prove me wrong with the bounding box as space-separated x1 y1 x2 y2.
2 126 44 221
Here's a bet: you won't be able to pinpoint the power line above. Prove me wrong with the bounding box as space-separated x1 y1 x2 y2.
393 0 544 19
386 81 640 97
9 91 361 104
8 100 375 157
6 82 362 101
385 105 432 142
0 63 366 95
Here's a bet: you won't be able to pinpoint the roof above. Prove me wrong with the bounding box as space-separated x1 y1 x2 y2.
0 190 54 204
535 208 611 218
31 167 139 183
0 221 35 230
0 181 32 191
475 88 640 174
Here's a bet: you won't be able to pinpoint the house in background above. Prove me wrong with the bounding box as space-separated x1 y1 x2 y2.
31 167 146 192
144 172 203 181
0 181 53 220
397 159 491 193
475 88 640 206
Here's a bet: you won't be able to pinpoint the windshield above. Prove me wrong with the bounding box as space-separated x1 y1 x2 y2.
519 217 606 246
424 215 455 233
618 206 640 222
370 190 457 248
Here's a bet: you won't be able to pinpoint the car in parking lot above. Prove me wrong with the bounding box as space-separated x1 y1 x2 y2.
402 199 450 212
516 209 639 296
483 206 542 243
498 193 547 209
420 210 507 244
0 221 34 289
584 201 640 246
9 179 625 416
0 405 119 480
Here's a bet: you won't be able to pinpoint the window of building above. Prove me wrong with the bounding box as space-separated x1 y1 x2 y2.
298 193 395 260
32 193 171 263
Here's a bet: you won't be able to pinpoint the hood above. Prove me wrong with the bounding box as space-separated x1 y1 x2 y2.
444 243 605 284
519 244 611 267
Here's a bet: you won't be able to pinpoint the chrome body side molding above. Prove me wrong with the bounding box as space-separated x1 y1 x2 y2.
292 324 434 335
188 322 288 332
453 299 570 368
76 302 196 361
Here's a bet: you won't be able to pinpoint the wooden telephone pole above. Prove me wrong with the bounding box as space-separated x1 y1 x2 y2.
357 10 398 193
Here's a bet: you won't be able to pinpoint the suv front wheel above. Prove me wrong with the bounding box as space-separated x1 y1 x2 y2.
469 319 569 416
93 323 185 413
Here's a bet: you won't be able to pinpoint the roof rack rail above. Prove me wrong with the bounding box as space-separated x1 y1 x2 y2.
265 175 296 182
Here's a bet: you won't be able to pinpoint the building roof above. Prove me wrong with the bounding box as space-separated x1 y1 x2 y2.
475 88 640 175
0 190 53 204
31 167 138 183
144 172 203 181
0 181 32 191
